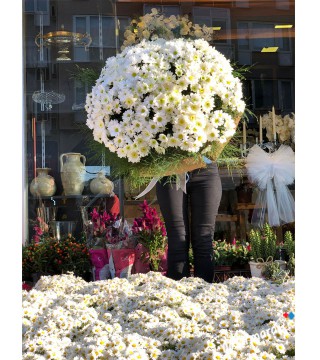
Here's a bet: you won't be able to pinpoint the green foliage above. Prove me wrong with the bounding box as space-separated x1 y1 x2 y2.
284 231 295 276
262 261 289 284
137 230 167 271
212 240 251 266
287 256 295 276
22 235 91 280
249 224 277 262
132 201 167 271
80 121 248 189
68 64 101 87
283 231 295 258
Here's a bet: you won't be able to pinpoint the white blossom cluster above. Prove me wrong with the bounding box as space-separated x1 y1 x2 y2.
121 8 214 50
85 38 245 163
261 112 295 143
23 272 295 359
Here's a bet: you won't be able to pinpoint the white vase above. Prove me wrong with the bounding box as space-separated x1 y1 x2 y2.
90 171 114 195
60 153 86 195
30 168 56 197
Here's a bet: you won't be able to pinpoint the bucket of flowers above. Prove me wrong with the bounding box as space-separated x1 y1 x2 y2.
132 200 168 273
87 208 136 280
84 9 246 189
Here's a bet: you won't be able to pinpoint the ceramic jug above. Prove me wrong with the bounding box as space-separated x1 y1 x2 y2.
30 168 56 197
60 153 86 195
90 171 114 195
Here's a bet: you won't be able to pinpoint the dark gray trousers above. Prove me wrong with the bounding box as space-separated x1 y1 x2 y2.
156 163 222 282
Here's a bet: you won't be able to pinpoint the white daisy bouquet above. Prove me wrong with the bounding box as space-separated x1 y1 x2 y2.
85 37 245 184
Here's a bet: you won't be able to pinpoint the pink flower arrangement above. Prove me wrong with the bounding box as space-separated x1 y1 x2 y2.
132 200 167 271
91 208 120 239
89 209 131 246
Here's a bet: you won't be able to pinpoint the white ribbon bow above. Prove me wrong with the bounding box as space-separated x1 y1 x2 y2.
245 144 295 227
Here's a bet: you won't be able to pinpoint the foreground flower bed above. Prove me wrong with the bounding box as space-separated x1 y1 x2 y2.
22 272 295 359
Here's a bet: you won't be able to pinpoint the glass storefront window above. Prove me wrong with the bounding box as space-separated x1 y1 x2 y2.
21 0 295 245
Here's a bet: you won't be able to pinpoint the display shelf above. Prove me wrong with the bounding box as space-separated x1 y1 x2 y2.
29 193 114 200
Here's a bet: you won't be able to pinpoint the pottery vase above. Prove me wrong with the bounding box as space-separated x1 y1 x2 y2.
90 171 114 195
30 168 56 197
60 153 86 195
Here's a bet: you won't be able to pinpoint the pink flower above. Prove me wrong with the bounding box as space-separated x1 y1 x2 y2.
33 235 41 243
34 225 43 236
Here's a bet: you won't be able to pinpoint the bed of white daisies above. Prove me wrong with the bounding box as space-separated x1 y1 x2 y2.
22 272 295 360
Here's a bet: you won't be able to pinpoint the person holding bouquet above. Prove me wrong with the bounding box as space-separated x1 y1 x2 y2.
156 158 221 283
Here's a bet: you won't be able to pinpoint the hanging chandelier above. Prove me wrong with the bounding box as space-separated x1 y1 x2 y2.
35 25 92 61
32 90 66 111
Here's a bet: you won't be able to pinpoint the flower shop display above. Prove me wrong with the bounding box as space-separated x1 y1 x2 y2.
87 208 136 280
213 239 251 270
213 240 236 269
22 234 91 284
261 111 295 144
132 200 168 272
246 143 295 227
23 272 295 359
231 239 252 269
248 223 277 278
85 35 245 185
121 8 214 50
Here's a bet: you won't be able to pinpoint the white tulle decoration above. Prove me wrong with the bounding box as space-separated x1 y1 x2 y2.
245 144 295 227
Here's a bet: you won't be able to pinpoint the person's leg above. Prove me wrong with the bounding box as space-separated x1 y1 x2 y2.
188 163 222 282
156 178 190 280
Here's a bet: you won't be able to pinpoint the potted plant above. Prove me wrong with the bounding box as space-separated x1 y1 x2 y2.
230 238 252 270
248 223 277 278
213 240 235 270
22 234 92 285
262 261 290 284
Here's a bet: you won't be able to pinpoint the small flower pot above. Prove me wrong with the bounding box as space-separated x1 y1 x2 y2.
249 260 272 278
